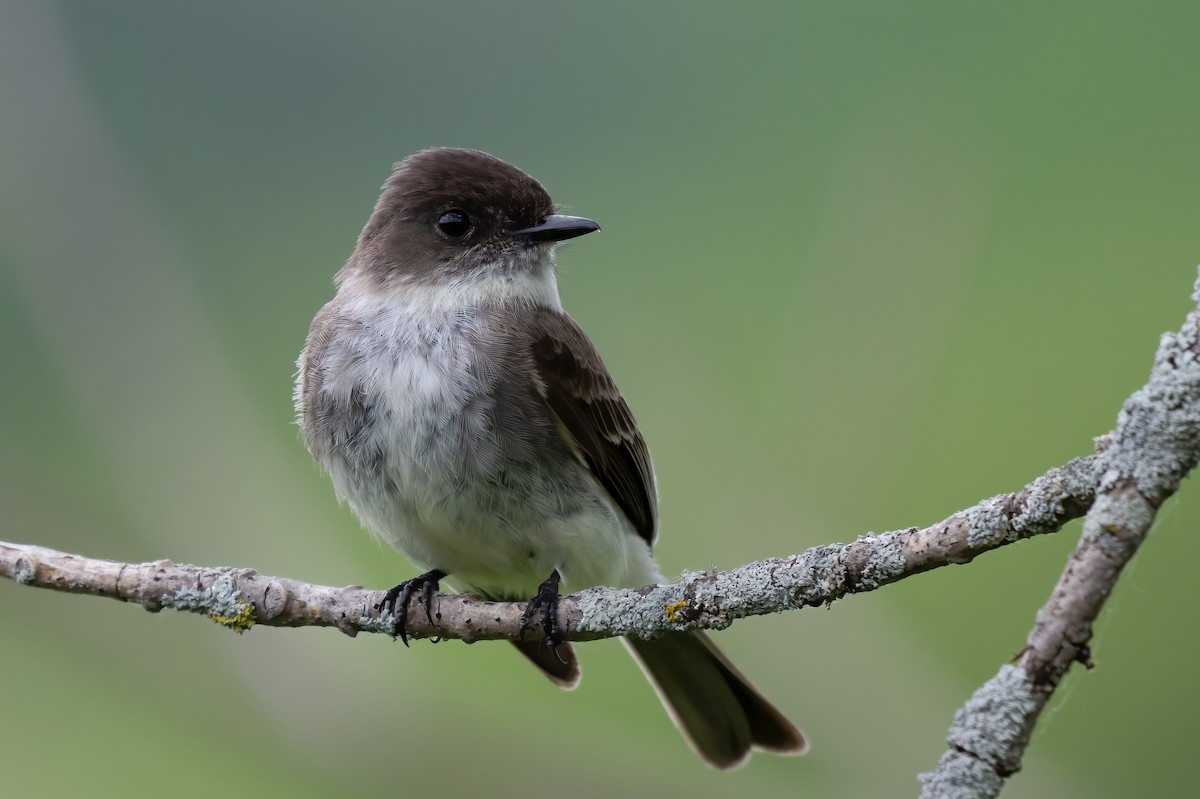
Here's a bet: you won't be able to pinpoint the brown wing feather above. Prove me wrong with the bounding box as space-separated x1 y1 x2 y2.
527 309 658 545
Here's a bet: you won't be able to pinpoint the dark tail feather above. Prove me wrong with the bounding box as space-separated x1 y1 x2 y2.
512 640 581 690
625 631 806 768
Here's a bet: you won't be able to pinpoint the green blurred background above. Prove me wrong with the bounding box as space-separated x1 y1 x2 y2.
2 1 1198 796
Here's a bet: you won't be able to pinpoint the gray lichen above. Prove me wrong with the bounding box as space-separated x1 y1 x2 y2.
946 665 1035 765
13 558 34 585
1080 491 1154 544
965 501 1009 549
575 584 664 636
919 665 1036 798
854 532 907 587
918 750 1005 799
1011 458 1097 535
159 568 254 631
1102 330 1200 500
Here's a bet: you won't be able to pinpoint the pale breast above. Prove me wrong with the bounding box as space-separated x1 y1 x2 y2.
298 297 628 595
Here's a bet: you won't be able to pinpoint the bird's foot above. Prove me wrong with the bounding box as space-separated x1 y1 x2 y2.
520 570 563 650
376 568 446 646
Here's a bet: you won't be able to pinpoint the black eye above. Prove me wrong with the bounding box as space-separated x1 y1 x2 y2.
436 209 472 239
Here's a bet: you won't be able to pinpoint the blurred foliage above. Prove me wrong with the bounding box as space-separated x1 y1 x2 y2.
2 1 1199 797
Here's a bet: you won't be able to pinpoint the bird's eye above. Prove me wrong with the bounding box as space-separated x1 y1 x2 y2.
436 209 472 239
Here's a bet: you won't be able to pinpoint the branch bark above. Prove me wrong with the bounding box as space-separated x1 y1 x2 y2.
919 269 1200 798
1 450 1095 642
3 274 1199 799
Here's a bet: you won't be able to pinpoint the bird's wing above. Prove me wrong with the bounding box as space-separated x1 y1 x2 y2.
527 309 658 545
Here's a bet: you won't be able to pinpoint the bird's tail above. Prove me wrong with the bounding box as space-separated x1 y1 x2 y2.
512 639 581 689
624 630 807 768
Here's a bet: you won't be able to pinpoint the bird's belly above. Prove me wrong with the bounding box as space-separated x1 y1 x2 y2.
343 455 650 599
323 349 657 599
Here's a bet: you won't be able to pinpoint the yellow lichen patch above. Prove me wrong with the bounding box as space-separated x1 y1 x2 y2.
665 600 687 623
209 602 256 634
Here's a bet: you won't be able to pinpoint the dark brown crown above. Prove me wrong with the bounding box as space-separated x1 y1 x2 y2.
361 148 554 242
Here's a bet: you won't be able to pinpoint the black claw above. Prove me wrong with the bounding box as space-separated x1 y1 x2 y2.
377 569 446 646
520 570 563 650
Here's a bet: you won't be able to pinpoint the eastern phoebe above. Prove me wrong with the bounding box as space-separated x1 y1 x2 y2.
296 147 805 767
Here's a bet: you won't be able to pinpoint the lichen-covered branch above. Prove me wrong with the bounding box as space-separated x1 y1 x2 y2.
1 448 1096 643
919 270 1200 799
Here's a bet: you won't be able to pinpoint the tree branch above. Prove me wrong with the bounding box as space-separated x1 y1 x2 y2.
919 269 1200 798
1 450 1096 642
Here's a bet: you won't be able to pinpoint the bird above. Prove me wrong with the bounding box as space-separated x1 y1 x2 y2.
295 147 805 768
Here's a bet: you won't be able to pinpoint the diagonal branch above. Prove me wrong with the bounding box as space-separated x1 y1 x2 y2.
919 269 1200 799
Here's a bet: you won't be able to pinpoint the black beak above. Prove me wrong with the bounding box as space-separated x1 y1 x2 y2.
510 214 600 243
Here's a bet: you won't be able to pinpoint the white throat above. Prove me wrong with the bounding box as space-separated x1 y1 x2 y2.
341 249 564 315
